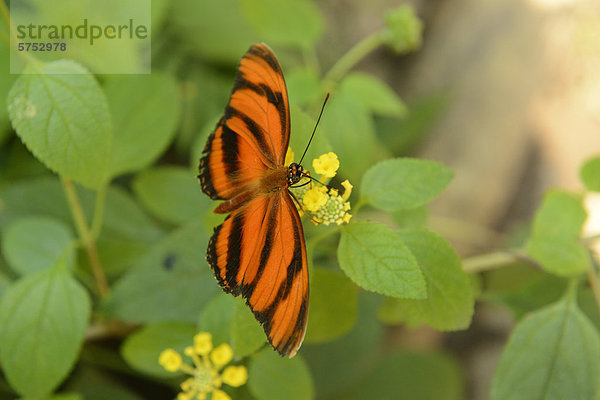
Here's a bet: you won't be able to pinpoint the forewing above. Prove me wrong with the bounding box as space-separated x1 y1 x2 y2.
199 43 291 200
206 190 308 357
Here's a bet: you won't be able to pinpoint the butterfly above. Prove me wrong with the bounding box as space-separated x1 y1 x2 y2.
198 43 310 357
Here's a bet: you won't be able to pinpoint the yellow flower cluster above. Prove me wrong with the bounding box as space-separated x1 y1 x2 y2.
314 181 353 226
158 332 248 400
288 150 353 225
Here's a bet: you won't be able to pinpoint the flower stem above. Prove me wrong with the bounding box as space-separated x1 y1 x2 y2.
61 177 110 298
564 276 580 302
322 31 383 86
91 184 107 239
461 249 539 273
352 198 369 214
0 0 30 64
0 0 13 47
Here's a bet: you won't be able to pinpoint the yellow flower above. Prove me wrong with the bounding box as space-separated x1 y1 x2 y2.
212 389 232 400
285 147 294 166
341 179 353 201
158 332 248 400
159 349 182 372
303 186 328 212
181 378 194 392
210 344 233 366
313 152 340 178
222 365 249 387
314 183 353 226
288 155 353 226
177 392 192 400
194 332 213 355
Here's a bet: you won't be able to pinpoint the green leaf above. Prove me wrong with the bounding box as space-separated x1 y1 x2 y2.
45 393 84 400
65 365 143 400
103 219 218 324
481 264 567 320
2 216 74 275
171 0 257 63
241 0 324 49
133 166 212 225
378 229 474 330
361 158 454 212
198 294 237 346
0 177 164 276
179 66 231 153
305 268 357 343
525 190 589 276
338 221 425 299
286 69 321 107
302 292 383 397
231 299 268 358
0 140 50 182
581 156 600 192
0 261 91 398
320 92 387 183
579 288 600 332
197 294 266 358
248 349 314 400
105 73 181 176
0 178 160 239
190 115 221 170
121 322 196 378
150 0 170 33
0 268 11 300
491 292 600 400
338 351 464 400
340 72 407 117
7 59 112 189
0 177 73 230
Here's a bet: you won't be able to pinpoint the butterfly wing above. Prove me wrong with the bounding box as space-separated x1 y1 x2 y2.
207 190 308 357
198 43 291 200
200 43 308 357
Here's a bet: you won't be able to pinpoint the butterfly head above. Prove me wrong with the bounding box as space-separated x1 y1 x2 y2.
287 163 304 185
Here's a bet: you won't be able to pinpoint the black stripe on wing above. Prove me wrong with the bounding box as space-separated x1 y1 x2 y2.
198 121 223 200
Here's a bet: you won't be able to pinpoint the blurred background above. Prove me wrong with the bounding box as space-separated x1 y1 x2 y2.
1 0 600 399
354 0 600 398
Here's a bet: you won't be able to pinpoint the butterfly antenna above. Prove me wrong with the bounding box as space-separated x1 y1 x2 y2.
299 93 330 165
302 173 328 188
299 172 344 195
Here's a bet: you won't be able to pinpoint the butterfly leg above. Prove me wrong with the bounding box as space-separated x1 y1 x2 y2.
288 190 320 225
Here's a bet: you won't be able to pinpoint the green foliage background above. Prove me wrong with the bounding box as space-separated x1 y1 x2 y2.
0 1 599 399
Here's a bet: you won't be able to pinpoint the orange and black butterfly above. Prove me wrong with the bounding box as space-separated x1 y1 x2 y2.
198 43 310 357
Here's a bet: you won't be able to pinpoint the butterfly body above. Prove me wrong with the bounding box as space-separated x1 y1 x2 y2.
213 166 292 214
198 43 309 357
